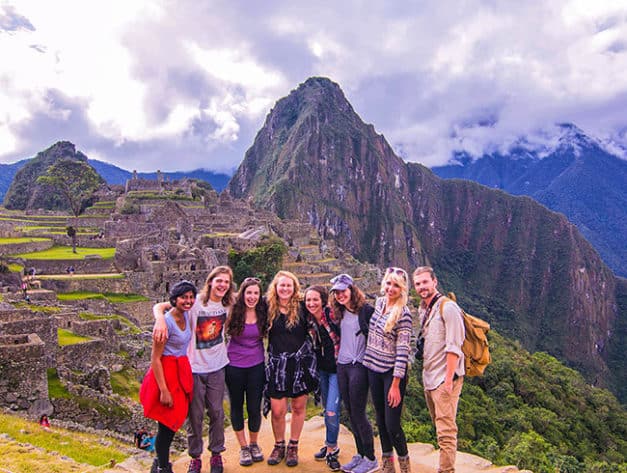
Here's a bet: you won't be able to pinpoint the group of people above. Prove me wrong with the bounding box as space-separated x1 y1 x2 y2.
140 264 466 473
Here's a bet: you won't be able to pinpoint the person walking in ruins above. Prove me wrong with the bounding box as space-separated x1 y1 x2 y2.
413 266 465 473
363 267 413 473
264 270 318 467
141 280 197 473
329 273 378 473
225 277 268 466
153 266 235 473
304 285 342 471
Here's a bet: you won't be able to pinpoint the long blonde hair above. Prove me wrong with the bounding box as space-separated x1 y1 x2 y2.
380 267 409 333
267 270 301 329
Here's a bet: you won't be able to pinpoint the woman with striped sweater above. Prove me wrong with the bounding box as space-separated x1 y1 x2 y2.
363 267 413 473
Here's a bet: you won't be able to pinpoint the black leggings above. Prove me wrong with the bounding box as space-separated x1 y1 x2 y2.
337 362 375 460
368 369 408 457
225 362 265 432
155 422 176 467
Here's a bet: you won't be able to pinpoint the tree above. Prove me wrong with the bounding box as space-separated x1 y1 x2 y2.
36 158 103 217
66 226 78 253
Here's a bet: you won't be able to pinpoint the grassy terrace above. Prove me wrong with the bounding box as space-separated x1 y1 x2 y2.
0 411 129 472
37 273 125 280
0 237 51 244
57 328 92 345
58 291 149 303
12 246 115 259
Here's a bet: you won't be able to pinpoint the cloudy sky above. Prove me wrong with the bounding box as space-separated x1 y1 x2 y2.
1 0 627 172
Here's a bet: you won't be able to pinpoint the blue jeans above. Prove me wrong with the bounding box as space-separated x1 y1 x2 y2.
319 369 340 446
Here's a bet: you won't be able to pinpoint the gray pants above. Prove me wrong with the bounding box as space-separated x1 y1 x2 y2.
187 370 226 458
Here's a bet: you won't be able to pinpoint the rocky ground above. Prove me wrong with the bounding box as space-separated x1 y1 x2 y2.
105 415 530 473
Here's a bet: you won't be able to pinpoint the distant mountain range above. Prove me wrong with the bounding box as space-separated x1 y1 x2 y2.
0 153 231 201
431 123 627 277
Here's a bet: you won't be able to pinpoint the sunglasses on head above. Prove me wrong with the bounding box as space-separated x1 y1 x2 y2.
386 267 407 280
243 277 261 283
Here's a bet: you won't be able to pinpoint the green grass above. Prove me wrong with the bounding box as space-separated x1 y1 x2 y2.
47 368 71 399
57 328 92 346
13 246 116 260
13 302 61 313
110 368 141 401
38 273 126 280
0 411 129 470
79 312 143 335
8 262 24 273
0 237 51 244
58 291 149 303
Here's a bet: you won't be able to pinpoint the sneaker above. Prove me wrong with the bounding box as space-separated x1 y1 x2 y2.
210 454 224 473
326 447 341 471
353 457 379 473
314 445 328 461
249 443 264 462
341 455 363 473
286 443 299 467
187 457 202 473
240 446 253 467
267 443 286 465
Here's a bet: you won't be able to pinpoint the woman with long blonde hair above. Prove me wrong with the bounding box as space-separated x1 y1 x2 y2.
264 270 318 468
363 267 413 473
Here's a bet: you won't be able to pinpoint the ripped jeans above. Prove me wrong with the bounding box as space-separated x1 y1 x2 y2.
319 369 341 446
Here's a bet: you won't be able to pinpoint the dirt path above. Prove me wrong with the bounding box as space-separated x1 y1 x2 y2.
107 416 528 473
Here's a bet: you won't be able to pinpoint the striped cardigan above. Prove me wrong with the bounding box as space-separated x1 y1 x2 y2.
362 297 413 379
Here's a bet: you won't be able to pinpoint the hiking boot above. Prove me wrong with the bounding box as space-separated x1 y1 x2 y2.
210 454 224 473
341 454 363 472
150 458 158 473
267 443 286 465
381 454 395 473
353 457 379 473
314 445 328 460
326 447 341 471
240 446 253 466
398 455 411 473
187 457 202 473
249 443 264 462
286 442 299 467
157 464 173 473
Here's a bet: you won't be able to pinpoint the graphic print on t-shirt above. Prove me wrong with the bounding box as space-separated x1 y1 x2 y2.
195 313 226 349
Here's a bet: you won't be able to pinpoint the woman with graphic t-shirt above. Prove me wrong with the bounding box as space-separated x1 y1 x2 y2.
225 277 268 466
153 266 235 473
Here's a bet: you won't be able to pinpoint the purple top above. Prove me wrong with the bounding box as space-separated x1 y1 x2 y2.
227 322 265 368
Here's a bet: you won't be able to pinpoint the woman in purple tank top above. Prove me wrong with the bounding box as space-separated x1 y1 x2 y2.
225 277 268 466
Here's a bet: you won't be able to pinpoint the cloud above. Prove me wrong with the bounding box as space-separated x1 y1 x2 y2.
1 0 627 170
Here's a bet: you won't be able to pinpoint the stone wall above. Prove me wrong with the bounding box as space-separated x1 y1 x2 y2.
0 333 50 412
0 240 54 255
41 276 131 293
20 257 117 275
57 339 108 371
0 310 57 366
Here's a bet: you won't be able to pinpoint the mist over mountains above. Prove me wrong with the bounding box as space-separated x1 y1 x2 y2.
432 123 627 277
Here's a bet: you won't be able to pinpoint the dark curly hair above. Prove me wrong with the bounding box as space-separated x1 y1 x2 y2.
226 278 268 338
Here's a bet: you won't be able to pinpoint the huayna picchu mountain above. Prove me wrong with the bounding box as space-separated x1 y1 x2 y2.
432 123 627 278
228 77 626 400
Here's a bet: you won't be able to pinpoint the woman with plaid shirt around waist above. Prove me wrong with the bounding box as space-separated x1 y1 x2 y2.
363 267 414 473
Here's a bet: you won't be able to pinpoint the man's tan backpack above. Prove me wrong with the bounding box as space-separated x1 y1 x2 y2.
441 292 492 377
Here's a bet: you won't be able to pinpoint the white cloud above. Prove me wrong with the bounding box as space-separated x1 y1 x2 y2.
1 0 627 170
